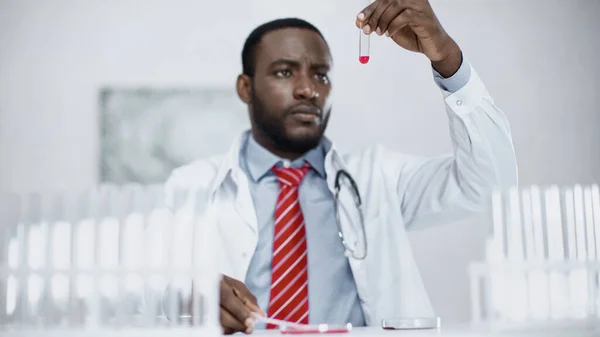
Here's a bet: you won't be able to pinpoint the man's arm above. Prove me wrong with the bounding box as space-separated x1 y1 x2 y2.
395 59 518 229
356 0 518 229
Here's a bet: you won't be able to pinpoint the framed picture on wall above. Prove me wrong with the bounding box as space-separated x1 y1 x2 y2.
99 87 249 184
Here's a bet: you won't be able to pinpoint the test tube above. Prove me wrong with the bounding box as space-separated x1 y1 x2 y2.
529 186 550 320
546 186 567 320
358 30 370 64
358 0 372 64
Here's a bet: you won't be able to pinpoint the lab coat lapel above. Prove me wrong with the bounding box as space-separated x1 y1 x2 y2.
211 131 258 235
232 169 258 235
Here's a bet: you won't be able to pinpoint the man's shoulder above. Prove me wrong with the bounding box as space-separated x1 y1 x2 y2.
340 143 407 166
340 143 438 179
165 154 228 188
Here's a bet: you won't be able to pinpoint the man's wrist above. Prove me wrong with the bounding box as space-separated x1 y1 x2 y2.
432 52 471 93
431 41 463 78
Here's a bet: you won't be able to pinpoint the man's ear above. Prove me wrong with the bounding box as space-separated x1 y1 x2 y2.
236 74 252 104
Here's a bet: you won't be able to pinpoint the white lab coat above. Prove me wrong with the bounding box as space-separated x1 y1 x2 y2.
164 64 518 326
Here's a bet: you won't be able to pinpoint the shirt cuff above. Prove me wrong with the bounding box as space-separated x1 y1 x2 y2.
432 54 471 93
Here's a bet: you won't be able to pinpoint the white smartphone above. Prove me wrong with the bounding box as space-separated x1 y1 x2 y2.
381 317 440 330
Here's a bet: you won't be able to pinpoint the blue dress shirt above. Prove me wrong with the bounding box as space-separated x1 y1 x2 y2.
239 58 471 328
240 135 366 327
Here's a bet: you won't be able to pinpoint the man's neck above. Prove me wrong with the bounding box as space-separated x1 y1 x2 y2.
251 131 307 161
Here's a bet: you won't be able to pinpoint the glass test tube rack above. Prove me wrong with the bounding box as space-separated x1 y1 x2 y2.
0 184 221 337
468 184 600 334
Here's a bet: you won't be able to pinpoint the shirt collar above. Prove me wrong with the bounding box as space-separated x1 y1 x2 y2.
244 134 327 182
209 130 347 198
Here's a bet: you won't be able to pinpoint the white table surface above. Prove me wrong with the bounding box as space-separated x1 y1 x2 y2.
4 324 600 337
251 325 600 337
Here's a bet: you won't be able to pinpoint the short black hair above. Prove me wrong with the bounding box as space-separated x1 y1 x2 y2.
241 18 328 77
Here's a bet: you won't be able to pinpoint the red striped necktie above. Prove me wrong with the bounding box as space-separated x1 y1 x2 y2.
266 163 311 327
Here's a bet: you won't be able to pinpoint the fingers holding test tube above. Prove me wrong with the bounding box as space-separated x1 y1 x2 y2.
355 0 462 74
220 275 265 335
232 286 265 316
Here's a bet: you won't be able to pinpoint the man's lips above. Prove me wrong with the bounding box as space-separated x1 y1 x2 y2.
289 104 321 117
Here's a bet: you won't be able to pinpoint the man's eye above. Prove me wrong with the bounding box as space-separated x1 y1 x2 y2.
316 73 329 83
275 70 292 77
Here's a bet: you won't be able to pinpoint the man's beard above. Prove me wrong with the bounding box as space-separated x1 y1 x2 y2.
251 92 330 155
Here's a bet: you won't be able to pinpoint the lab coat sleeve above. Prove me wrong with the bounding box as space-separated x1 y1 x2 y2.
395 62 518 230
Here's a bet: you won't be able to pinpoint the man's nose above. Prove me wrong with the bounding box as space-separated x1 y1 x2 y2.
293 76 317 100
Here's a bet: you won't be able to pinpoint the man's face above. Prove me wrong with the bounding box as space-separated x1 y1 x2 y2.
247 28 333 154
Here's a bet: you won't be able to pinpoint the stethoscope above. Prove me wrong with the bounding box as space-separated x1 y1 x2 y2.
308 91 367 259
333 170 367 260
